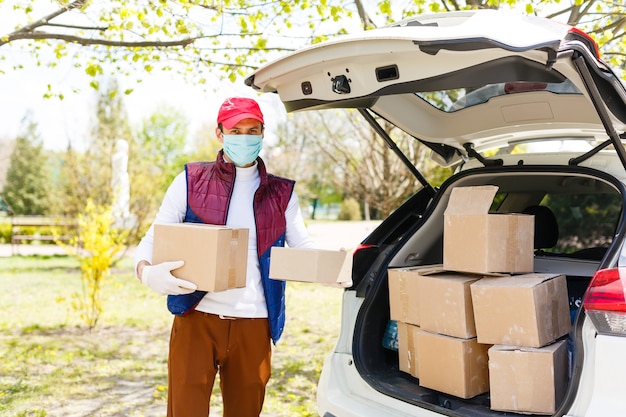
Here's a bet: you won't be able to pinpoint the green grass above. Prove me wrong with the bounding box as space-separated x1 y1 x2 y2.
0 254 342 416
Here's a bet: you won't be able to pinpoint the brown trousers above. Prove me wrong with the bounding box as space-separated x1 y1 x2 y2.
167 311 272 417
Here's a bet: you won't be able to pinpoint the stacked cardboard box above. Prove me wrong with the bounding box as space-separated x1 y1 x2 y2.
396 320 420 377
388 265 428 377
388 265 492 398
387 186 571 412
388 266 424 326
442 185 534 275
415 268 490 399
471 274 571 414
470 274 571 348
488 340 569 414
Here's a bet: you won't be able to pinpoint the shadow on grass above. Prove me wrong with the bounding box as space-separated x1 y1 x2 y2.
1 324 170 417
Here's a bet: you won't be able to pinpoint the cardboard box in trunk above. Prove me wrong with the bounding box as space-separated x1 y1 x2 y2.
397 321 420 378
152 223 248 292
470 274 571 347
418 270 481 339
489 340 568 414
388 266 438 326
269 247 352 284
443 185 534 274
416 330 490 399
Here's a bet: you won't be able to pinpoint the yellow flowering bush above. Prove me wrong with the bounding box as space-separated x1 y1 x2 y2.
70 199 129 329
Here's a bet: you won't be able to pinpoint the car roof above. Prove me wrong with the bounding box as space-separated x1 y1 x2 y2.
246 10 626 162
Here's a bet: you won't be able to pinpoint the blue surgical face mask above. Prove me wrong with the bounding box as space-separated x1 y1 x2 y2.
222 134 263 167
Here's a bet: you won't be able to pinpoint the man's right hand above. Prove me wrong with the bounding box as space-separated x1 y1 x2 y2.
141 261 198 295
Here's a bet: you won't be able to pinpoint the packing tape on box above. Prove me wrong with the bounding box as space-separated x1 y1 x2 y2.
546 276 567 338
407 328 416 373
228 234 239 287
551 296 561 335
400 278 409 321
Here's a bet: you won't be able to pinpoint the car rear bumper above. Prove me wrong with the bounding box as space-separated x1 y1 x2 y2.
317 352 442 417
566 323 626 417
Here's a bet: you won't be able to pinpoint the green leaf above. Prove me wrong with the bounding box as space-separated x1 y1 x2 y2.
85 62 103 77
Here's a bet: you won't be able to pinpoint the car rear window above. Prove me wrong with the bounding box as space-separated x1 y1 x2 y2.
542 192 621 254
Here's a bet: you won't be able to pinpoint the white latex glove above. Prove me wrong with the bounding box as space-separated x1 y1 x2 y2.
141 261 197 295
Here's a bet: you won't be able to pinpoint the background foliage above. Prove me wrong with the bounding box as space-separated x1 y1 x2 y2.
3 113 50 215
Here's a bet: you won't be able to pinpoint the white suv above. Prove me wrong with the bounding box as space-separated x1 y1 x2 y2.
246 10 626 417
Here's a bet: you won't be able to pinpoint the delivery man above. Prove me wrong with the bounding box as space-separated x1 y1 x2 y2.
134 97 315 417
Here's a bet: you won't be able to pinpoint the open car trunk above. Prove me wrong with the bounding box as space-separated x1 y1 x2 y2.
351 163 626 416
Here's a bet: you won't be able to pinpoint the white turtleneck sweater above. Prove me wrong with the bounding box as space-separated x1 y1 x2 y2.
134 161 314 318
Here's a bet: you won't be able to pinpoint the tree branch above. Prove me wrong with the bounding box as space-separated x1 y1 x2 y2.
353 0 376 29
545 5 575 21
1 0 93 46
197 57 259 71
202 46 295 53
447 0 462 11
5 31 195 48
566 0 599 26
4 0 87 35
45 22 108 32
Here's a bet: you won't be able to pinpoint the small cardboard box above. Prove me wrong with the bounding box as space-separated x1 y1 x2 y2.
443 185 534 274
416 330 490 399
489 340 568 414
152 223 248 292
470 274 571 347
418 270 481 339
269 247 352 284
397 322 420 378
388 266 437 326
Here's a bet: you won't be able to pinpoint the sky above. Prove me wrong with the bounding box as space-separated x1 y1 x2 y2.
0 53 287 152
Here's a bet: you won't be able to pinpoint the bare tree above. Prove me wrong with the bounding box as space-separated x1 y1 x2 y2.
267 110 450 219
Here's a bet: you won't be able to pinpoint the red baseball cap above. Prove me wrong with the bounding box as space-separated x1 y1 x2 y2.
217 97 264 129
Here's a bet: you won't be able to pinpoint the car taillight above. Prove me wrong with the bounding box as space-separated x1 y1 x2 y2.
350 243 379 289
583 268 626 336
567 27 601 59
352 243 374 256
